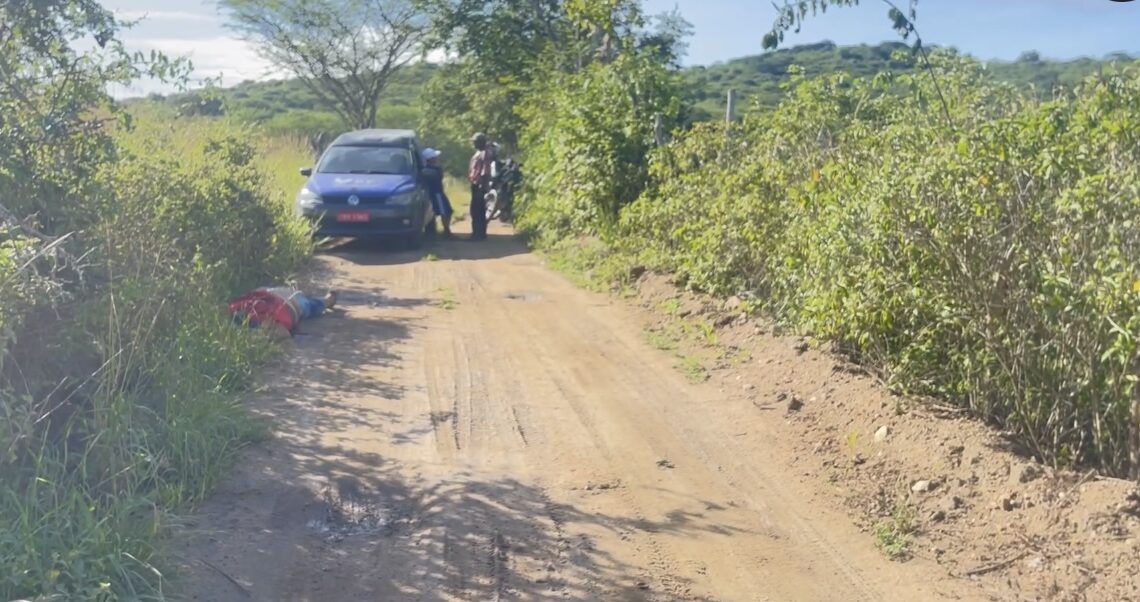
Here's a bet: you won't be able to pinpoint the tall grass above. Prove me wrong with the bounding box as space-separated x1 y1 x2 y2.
443 175 470 223
0 107 312 600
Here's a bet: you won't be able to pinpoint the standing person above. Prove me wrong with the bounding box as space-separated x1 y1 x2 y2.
467 132 496 241
421 148 453 237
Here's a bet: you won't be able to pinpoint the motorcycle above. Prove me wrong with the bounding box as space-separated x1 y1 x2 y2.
485 157 523 223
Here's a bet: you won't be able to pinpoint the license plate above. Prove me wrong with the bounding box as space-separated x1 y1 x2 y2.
336 211 370 223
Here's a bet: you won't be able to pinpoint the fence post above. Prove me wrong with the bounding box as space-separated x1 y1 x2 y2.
726 89 737 125
653 113 665 146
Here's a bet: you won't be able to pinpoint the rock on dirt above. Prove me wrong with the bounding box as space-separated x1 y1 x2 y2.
793 340 810 355
912 480 938 494
585 480 622 492
874 426 891 443
947 445 965 467
1114 488 1140 517
786 395 805 413
1011 462 1043 484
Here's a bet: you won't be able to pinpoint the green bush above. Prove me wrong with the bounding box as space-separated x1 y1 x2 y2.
516 52 686 245
1 5 312 597
0 109 311 600
540 50 1140 476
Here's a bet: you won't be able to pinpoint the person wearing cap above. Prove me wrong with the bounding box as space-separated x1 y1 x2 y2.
421 147 453 237
467 132 496 241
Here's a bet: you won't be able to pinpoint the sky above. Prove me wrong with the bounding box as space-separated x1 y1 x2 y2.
104 0 1140 96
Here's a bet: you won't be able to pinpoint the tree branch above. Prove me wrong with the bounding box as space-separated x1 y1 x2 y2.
220 0 428 129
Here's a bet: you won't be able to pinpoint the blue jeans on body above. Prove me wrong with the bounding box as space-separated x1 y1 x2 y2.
297 294 326 320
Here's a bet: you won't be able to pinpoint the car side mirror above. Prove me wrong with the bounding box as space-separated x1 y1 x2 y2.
300 167 313 177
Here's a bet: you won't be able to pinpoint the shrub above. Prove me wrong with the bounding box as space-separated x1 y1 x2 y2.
0 109 311 600
1 5 313 597
515 51 686 245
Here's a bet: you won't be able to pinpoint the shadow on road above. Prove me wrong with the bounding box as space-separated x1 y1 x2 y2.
319 231 529 267
188 366 733 600
181 247 731 602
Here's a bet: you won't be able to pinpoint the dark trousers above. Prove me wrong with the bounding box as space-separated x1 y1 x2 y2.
470 184 487 238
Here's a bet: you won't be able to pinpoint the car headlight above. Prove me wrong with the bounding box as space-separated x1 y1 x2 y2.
296 187 322 209
386 191 417 206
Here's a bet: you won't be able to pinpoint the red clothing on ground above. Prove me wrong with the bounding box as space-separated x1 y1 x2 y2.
228 290 297 333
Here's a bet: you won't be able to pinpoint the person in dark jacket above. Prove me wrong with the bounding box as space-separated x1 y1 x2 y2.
421 148 453 237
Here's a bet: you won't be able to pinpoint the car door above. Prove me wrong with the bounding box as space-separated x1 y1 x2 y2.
409 139 433 223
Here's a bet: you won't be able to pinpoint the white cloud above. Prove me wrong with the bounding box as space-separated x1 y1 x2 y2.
109 30 450 98
127 35 285 84
425 47 451 63
115 10 216 23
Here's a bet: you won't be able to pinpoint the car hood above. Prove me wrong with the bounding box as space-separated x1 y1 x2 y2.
307 173 415 197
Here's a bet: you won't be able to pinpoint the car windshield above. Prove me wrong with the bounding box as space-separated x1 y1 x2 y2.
317 145 414 175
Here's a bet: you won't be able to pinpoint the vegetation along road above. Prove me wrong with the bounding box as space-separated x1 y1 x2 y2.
8 0 1140 600
180 227 980 601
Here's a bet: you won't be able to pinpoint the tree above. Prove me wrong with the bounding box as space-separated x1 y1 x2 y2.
220 0 429 130
1 0 188 233
763 1 920 51
639 9 693 69
425 0 568 76
761 0 954 128
419 0 691 161
419 0 576 157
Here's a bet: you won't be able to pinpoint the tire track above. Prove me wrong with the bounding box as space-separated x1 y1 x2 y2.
552 298 884 602
510 406 529 446
495 266 882 601
594 337 885 601
183 230 978 602
489 531 510 602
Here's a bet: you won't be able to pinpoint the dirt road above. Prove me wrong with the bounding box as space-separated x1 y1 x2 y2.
181 225 979 601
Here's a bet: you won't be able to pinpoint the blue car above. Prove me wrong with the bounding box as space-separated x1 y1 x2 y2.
295 129 435 248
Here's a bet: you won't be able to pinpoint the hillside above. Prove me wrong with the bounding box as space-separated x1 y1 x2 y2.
164 62 439 136
154 41 1131 134
685 41 1124 118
